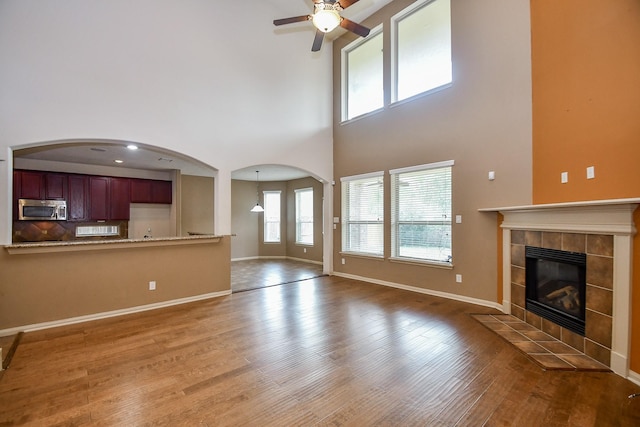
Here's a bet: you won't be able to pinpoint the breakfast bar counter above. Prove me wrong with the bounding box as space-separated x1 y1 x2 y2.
5 235 224 255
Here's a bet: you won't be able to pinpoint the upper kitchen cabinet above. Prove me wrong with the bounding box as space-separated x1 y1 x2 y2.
45 173 67 199
130 179 172 204
68 175 89 221
89 176 131 221
16 170 44 199
14 170 67 200
109 177 131 220
89 176 110 220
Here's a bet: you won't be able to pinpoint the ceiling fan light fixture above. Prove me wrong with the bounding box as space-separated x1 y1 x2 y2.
312 9 341 33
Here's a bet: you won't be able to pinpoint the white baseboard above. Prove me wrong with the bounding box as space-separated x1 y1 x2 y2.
332 272 503 311
610 351 630 378
231 256 260 262
286 256 323 266
628 370 640 387
231 255 323 266
0 290 231 337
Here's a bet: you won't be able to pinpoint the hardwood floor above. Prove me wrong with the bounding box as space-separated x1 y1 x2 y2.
231 259 324 292
1 275 639 426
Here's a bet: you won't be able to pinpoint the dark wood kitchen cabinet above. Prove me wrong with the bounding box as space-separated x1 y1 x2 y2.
13 170 171 222
89 176 130 221
151 180 172 204
44 173 67 199
15 170 44 199
89 176 110 220
130 179 172 204
109 177 131 220
14 170 67 200
68 175 89 221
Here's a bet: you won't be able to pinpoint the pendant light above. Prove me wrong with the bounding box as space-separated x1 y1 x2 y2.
250 170 264 213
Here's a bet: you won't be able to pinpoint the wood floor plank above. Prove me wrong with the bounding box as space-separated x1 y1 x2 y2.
1 275 639 426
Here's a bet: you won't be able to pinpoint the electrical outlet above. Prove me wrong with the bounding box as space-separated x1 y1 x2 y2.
341 258 345 265
303 248 307 253
586 166 595 179
561 172 568 184
455 274 462 283
149 281 156 290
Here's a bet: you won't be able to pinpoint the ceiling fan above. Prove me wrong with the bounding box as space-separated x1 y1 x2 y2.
273 0 371 52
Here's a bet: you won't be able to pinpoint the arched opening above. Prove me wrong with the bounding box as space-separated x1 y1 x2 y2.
230 164 327 292
11 139 218 242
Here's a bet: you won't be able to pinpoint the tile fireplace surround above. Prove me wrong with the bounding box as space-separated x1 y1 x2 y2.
481 198 639 380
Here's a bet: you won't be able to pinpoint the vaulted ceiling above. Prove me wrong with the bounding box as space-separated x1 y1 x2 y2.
4 0 392 180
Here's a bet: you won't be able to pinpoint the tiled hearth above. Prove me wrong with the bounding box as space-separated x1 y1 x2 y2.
510 229 613 366
472 314 609 371
483 199 639 379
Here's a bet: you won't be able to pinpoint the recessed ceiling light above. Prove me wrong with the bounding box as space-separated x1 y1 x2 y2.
126 144 139 150
114 159 124 164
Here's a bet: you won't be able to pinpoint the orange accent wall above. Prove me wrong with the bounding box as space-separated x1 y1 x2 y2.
531 0 640 204
531 0 640 374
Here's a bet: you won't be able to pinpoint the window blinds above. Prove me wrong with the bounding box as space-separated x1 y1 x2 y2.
341 172 384 256
390 161 453 263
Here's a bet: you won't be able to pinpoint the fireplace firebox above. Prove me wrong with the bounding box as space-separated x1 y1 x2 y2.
525 246 586 335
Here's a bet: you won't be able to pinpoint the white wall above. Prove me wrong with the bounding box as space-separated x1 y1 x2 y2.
0 0 334 243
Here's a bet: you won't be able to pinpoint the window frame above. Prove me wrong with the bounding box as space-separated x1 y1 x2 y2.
262 190 281 244
295 187 314 246
390 160 454 267
341 24 384 122
390 0 452 105
340 171 385 257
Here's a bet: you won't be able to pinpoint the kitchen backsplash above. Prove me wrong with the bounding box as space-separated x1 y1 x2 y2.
12 220 128 243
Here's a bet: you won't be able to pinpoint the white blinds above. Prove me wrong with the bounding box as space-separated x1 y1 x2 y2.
341 172 384 256
391 161 453 263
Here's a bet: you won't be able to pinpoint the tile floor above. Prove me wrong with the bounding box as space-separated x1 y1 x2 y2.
231 258 325 293
472 313 610 371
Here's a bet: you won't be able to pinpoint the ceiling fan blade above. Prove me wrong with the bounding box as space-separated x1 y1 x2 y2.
273 15 310 26
340 18 370 37
311 30 324 52
337 0 359 8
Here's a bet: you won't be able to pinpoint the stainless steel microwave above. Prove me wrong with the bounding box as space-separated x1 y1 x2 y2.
18 199 67 221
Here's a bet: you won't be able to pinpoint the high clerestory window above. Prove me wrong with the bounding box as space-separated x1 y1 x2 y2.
341 0 452 121
341 26 383 121
391 0 452 103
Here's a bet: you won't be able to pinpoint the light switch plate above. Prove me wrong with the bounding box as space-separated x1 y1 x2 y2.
586 166 595 179
561 172 568 183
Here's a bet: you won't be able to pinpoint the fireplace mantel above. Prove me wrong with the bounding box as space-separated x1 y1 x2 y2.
480 198 639 379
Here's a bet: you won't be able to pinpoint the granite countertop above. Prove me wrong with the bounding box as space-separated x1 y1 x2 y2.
5 235 224 254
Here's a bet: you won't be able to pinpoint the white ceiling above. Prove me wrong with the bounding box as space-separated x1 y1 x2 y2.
9 0 391 182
